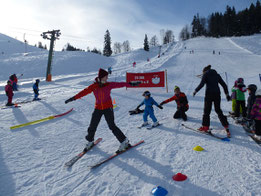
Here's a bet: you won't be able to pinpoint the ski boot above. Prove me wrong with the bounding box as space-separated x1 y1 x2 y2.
224 125 231 138
253 134 261 141
152 121 159 127
117 138 131 153
198 126 209 133
84 141 94 151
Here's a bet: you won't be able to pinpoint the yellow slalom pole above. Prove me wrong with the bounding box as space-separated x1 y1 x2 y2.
10 116 55 130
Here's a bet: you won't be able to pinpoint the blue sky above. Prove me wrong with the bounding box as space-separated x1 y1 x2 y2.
0 0 258 51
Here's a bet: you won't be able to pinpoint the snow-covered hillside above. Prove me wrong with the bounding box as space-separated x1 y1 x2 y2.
0 33 261 196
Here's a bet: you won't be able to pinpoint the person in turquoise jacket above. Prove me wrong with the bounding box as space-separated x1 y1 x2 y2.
136 91 163 127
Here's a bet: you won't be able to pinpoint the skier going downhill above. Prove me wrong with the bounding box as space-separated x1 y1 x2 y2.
65 68 139 152
160 86 189 121
136 91 163 128
193 65 231 138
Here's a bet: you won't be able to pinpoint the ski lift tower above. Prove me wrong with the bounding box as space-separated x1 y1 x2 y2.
41 30 61 81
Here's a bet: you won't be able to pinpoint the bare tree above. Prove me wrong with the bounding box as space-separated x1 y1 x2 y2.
150 35 159 47
179 25 191 41
113 42 122 54
164 30 175 44
122 40 131 52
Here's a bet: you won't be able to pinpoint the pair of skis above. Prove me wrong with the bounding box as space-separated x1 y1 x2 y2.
65 139 144 169
138 123 161 130
181 124 230 141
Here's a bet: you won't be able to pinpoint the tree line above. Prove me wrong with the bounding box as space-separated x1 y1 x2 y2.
180 0 261 40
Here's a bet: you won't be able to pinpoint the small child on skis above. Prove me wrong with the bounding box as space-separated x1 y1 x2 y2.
136 91 163 127
250 89 261 141
232 78 247 118
160 86 189 121
244 84 257 128
5 80 14 106
33 79 40 101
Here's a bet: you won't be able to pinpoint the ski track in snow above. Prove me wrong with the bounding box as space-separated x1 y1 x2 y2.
1 34 261 196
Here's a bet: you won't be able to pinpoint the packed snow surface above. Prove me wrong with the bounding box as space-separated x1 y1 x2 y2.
0 33 261 196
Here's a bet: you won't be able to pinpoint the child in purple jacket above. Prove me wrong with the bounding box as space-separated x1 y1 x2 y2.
250 89 261 141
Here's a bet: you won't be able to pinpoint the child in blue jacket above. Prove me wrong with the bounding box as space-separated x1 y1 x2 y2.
136 91 163 127
33 79 40 100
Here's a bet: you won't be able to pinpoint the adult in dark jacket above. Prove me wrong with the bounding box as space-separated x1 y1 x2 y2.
193 65 231 137
246 84 257 119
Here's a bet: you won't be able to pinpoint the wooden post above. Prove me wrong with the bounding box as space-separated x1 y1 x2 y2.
165 69 168 93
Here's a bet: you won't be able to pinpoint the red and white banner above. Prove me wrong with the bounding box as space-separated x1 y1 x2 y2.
126 71 165 88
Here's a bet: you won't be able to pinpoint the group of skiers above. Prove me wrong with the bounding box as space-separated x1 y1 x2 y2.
65 65 261 153
4 74 40 106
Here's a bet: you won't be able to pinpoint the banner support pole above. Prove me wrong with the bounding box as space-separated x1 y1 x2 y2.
165 69 168 93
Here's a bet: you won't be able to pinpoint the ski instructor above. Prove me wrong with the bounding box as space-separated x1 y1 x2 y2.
193 65 231 137
65 68 139 152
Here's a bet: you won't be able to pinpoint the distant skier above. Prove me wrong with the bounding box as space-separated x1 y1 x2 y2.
193 65 231 137
133 62 136 67
250 89 261 141
65 68 140 152
136 91 163 127
108 66 112 74
5 80 14 106
233 78 247 118
33 79 40 101
160 86 189 121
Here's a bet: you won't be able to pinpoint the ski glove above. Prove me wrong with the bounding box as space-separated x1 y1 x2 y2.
226 94 231 102
65 97 75 104
160 101 165 106
129 81 141 87
158 105 163 109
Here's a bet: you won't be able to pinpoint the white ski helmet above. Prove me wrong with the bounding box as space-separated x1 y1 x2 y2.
256 89 261 96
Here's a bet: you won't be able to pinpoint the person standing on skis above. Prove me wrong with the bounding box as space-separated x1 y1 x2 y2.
160 86 189 121
136 91 163 127
65 68 139 152
5 80 14 106
33 79 40 101
193 65 231 137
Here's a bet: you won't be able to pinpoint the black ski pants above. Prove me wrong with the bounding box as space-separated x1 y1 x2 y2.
254 120 261 136
202 94 228 127
86 108 126 143
235 100 247 117
173 106 188 121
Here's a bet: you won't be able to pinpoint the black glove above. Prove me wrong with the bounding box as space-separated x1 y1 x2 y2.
129 81 141 87
160 101 165 106
226 94 231 102
158 105 163 109
193 91 197 97
136 105 140 110
65 97 75 104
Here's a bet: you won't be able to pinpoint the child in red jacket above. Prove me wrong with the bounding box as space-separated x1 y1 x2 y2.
5 80 14 106
160 86 189 121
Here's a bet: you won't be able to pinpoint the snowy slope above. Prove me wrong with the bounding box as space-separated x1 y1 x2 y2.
0 34 261 196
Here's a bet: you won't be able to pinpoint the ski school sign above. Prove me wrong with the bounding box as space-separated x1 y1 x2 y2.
126 70 168 89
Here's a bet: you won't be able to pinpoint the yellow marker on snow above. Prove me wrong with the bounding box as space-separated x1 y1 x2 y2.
193 146 204 151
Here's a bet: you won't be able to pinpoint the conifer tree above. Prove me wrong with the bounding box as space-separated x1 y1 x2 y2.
103 30 112 56
144 34 149 51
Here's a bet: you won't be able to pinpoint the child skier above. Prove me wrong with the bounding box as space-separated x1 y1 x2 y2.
233 78 247 118
5 80 14 106
160 86 189 121
65 68 139 152
9 74 18 91
250 89 261 141
33 79 40 101
136 91 163 127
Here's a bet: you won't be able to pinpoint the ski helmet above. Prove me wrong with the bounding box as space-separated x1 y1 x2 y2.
256 89 261 97
174 86 180 91
36 79 40 83
143 91 151 97
247 84 257 92
237 78 244 84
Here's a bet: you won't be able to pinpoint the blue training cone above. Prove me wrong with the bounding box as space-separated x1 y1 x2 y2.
151 186 168 196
